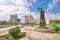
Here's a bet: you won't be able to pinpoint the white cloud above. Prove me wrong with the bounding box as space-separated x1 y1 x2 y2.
46 0 59 12
45 0 60 22
45 13 60 24
0 0 59 22
0 0 38 21
45 13 60 22
30 12 40 20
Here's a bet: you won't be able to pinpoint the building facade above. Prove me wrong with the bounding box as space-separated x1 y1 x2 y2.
10 14 18 22
33 19 40 24
20 15 33 24
49 20 57 24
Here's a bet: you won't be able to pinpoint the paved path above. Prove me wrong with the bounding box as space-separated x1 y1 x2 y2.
0 26 16 36
0 26 60 40
0 26 27 36
20 37 29 40
26 31 60 40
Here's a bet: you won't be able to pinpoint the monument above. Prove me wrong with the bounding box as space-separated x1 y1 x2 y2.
38 8 47 29
37 8 56 33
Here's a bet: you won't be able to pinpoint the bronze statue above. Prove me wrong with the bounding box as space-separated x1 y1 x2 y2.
38 8 47 29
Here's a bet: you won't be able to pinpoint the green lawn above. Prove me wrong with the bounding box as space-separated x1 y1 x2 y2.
18 32 26 39
29 24 40 28
57 31 60 34
0 32 26 40
33 25 40 28
0 34 11 40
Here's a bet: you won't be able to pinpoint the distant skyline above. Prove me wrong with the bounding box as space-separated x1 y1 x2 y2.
0 0 60 21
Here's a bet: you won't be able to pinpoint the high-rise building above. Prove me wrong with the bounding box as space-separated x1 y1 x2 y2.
20 15 33 24
10 14 18 22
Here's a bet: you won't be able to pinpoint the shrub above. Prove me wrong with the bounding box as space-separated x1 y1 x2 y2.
8 26 20 37
51 24 60 30
18 32 26 38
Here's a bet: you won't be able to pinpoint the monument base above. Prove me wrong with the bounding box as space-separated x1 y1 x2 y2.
36 28 56 33
39 26 56 33
39 26 48 29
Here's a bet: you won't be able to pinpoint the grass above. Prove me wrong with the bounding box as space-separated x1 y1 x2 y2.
0 32 26 40
29 24 40 28
33 25 40 28
0 34 11 40
57 31 60 34
18 32 26 39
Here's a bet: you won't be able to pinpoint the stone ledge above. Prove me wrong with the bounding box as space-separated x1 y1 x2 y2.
24 28 56 33
35 29 56 33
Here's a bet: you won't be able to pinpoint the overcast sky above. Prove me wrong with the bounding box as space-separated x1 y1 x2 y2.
0 0 60 21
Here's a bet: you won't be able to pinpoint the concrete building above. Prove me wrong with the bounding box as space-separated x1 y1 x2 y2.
49 20 57 24
10 14 18 22
20 15 33 24
29 15 33 24
33 19 40 24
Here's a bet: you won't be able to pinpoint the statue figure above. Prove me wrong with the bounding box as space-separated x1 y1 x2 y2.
38 8 47 29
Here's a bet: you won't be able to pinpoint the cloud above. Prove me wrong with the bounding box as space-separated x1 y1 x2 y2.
0 0 38 21
45 0 60 22
0 0 60 22
30 12 40 20
45 13 60 22
46 0 59 12
45 13 60 24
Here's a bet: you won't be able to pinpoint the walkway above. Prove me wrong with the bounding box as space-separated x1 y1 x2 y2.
26 31 60 40
21 27 60 40
20 37 29 40
0 26 60 40
0 26 16 36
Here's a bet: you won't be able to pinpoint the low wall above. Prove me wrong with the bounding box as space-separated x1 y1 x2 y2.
24 28 56 33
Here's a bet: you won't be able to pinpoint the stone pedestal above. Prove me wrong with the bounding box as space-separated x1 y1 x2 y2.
36 29 56 33
40 26 48 29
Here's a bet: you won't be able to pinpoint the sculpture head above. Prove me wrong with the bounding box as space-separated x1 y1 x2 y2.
38 7 42 12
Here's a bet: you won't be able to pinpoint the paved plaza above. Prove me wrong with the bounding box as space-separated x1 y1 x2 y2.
0 26 60 40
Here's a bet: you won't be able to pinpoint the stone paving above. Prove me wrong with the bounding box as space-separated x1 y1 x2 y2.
0 26 60 40
0 26 16 36
0 29 9 36
26 31 60 40
20 37 29 40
